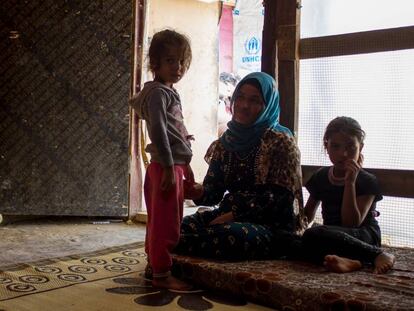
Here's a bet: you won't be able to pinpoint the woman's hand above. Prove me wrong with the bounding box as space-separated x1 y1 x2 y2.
161 166 176 193
184 182 204 200
186 164 195 183
209 212 234 225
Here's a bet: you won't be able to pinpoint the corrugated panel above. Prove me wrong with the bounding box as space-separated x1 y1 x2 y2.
0 0 131 216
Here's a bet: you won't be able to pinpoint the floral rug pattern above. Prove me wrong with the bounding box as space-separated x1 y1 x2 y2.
1 242 413 310
0 242 273 311
172 246 414 311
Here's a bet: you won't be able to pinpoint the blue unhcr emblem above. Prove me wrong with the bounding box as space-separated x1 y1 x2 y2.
244 37 261 55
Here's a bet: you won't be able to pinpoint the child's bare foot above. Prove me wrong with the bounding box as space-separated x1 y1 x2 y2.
152 275 193 292
323 255 362 273
374 252 395 274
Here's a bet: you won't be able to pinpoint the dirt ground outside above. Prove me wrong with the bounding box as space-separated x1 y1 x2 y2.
0 216 146 267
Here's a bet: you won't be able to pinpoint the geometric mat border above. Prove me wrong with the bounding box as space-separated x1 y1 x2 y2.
0 242 144 272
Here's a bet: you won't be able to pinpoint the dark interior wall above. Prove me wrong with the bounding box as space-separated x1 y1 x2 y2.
0 0 131 216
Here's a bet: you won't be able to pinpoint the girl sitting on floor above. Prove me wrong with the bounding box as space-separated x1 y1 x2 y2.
302 116 395 274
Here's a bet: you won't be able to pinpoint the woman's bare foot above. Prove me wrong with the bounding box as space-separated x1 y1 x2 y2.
152 275 193 292
374 252 395 274
323 255 362 273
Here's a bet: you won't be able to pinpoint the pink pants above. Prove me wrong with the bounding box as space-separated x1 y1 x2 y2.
144 162 189 277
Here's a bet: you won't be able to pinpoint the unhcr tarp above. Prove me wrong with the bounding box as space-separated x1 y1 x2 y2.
233 0 264 78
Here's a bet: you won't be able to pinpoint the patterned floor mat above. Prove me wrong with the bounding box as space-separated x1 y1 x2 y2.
0 242 273 311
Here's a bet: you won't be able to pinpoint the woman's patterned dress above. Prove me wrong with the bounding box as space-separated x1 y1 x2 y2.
175 130 306 260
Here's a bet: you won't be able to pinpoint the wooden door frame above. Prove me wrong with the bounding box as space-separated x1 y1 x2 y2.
128 0 147 218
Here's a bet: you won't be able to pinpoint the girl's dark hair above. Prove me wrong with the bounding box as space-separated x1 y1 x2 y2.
148 29 192 74
323 116 366 148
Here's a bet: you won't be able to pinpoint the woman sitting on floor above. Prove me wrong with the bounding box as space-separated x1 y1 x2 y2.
176 71 306 260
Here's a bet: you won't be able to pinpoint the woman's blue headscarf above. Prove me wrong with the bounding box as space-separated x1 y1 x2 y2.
220 72 292 153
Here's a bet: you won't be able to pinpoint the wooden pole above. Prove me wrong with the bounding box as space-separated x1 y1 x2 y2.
128 0 146 218
262 0 301 135
261 0 278 78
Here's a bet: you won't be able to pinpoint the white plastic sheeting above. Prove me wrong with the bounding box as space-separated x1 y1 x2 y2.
232 0 264 78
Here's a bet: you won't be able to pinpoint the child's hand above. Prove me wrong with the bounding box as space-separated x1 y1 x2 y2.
344 159 361 184
358 153 364 166
161 166 176 193
128 94 139 107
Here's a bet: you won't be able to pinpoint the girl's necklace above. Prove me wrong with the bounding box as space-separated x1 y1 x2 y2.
328 166 345 186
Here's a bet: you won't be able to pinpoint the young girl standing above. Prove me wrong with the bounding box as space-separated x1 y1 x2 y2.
130 29 194 290
303 116 395 274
